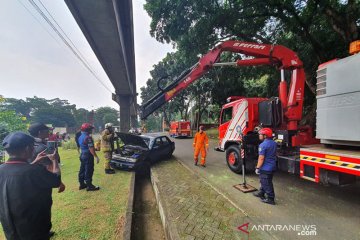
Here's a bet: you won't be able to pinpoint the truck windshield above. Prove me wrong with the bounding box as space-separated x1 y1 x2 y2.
221 107 233 124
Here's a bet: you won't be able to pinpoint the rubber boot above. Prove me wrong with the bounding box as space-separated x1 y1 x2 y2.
79 182 87 190
261 198 275 205
105 169 115 174
253 191 265 199
86 183 100 191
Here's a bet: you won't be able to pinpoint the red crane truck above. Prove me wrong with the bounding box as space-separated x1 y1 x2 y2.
140 40 360 186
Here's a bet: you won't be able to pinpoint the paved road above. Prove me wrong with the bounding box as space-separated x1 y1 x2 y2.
171 137 360 240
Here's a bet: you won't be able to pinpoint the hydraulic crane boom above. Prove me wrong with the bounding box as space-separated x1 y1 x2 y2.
140 40 305 132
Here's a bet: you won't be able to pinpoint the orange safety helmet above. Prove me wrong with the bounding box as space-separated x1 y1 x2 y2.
81 123 94 131
259 128 273 138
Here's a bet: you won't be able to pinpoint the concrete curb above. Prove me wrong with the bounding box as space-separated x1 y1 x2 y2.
151 168 181 240
122 172 135 240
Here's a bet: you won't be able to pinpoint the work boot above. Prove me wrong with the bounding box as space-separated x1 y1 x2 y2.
86 183 100 191
194 161 198 166
105 169 115 174
49 231 55 238
201 164 206 168
261 198 275 205
253 191 265 199
79 183 87 190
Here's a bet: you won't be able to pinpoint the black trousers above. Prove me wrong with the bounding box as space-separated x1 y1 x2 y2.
79 152 94 185
259 172 275 200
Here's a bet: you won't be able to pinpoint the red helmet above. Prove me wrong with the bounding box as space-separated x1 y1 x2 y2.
81 123 94 131
259 128 273 138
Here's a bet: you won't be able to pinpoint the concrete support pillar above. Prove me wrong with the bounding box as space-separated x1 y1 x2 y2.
131 115 137 128
118 95 131 132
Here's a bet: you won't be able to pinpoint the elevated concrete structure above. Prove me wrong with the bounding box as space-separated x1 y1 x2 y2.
65 0 137 132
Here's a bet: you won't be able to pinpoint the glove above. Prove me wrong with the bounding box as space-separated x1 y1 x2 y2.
58 182 66 193
255 168 260 175
96 156 100 164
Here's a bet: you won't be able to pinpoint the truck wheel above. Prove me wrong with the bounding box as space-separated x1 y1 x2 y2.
226 145 243 174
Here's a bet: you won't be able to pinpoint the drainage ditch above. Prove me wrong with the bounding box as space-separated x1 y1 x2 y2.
131 168 165 240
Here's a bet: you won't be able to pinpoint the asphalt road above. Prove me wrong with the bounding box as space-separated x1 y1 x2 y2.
171 136 360 240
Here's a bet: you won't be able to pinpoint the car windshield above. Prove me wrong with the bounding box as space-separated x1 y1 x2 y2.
140 136 151 148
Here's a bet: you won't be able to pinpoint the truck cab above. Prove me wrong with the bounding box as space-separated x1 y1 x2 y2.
216 96 267 173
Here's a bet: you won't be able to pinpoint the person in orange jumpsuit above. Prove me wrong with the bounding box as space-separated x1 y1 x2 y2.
193 126 209 167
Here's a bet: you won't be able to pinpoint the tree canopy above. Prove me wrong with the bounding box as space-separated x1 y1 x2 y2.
0 96 119 131
141 0 360 127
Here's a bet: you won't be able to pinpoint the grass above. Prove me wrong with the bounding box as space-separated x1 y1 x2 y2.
206 128 219 139
0 149 132 240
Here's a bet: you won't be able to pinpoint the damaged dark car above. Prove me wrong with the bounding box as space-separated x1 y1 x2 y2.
110 133 175 171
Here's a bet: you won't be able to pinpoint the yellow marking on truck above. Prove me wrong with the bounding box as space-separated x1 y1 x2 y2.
325 155 340 161
300 155 360 170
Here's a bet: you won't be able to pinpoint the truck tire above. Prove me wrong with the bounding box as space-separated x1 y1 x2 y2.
226 145 243 174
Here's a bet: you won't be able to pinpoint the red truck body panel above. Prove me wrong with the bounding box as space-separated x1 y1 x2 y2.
169 121 191 138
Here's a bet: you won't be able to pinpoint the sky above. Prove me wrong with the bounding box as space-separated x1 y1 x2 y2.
0 0 173 110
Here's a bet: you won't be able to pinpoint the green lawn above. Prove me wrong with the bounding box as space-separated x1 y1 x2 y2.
0 149 132 240
206 128 219 139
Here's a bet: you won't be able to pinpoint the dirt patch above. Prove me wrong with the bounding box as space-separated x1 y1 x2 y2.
114 215 125 240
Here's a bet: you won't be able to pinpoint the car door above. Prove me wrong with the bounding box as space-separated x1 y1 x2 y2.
161 136 173 157
151 137 164 162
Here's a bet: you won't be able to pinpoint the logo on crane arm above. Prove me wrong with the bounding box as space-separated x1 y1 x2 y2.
233 43 266 50
166 88 177 98
296 88 302 100
183 77 192 84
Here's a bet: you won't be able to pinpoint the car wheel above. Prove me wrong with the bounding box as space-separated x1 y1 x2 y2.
226 145 243 174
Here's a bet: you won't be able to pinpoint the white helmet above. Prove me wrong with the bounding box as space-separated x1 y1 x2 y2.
105 123 113 129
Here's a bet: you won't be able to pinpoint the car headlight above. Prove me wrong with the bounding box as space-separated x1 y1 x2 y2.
112 154 138 163
124 157 137 163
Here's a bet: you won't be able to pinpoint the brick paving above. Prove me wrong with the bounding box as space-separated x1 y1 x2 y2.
151 160 267 240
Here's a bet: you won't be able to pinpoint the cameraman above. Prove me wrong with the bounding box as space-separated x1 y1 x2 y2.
28 122 66 193
0 132 61 240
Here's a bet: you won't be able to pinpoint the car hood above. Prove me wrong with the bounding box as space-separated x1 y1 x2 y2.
116 132 148 149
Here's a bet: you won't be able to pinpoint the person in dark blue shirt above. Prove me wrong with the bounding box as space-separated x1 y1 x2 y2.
253 128 277 205
0 132 61 240
78 123 100 191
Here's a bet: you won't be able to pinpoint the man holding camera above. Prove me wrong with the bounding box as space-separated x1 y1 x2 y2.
0 132 61 239
28 122 66 193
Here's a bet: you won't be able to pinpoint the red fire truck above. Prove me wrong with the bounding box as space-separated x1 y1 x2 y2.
140 40 360 186
169 121 191 138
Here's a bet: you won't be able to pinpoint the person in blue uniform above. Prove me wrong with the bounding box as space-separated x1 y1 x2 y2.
253 128 277 205
78 123 100 191
0 132 61 239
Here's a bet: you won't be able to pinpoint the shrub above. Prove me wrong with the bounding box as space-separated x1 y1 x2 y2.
62 139 78 150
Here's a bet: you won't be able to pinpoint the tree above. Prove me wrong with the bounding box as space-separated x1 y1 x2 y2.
144 0 360 126
73 108 91 127
32 107 76 127
94 107 119 129
140 51 195 125
0 111 28 151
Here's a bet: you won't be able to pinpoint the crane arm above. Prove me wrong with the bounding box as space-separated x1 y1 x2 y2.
140 40 304 126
